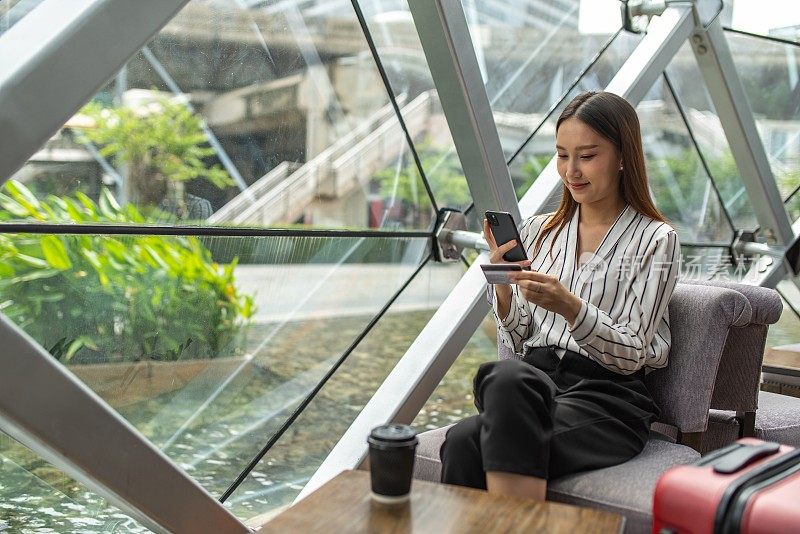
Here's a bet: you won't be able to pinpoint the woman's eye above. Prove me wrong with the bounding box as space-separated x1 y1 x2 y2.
580 154 596 160
557 154 567 159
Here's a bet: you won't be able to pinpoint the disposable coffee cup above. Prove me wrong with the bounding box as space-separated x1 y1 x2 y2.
367 424 418 504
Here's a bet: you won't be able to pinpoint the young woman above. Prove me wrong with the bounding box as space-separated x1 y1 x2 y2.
439 91 681 500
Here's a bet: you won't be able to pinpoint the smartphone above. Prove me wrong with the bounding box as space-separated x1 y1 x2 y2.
481 264 524 285
485 210 527 263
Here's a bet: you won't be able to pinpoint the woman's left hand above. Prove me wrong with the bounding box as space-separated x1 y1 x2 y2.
508 270 583 326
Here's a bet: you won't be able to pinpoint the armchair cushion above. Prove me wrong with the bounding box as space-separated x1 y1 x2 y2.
546 437 699 534
707 391 800 448
414 423 451 483
413 425 699 534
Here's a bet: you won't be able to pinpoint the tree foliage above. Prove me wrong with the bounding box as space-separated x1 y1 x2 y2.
374 140 471 210
78 96 233 208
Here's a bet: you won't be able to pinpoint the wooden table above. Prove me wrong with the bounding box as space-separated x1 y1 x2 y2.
257 469 624 533
763 344 800 397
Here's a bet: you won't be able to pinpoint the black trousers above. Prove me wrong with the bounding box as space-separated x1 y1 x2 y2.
439 346 659 488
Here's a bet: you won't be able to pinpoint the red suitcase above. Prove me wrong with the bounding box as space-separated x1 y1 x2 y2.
652 438 800 534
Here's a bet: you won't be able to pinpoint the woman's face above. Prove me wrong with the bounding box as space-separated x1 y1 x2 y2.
555 117 622 206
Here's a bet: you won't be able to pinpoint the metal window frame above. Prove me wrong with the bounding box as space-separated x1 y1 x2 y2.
689 20 795 246
0 316 249 533
0 0 254 530
297 3 695 502
403 0 521 223
0 0 191 184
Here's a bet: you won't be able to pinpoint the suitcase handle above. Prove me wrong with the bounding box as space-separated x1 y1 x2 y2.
712 442 781 474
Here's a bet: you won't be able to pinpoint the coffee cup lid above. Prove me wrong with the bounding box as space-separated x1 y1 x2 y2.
368 424 417 446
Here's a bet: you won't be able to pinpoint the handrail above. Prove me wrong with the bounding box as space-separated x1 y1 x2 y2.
222 92 434 226
211 94 405 222
209 161 300 222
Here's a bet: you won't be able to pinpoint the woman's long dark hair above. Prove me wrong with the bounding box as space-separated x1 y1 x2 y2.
534 91 668 259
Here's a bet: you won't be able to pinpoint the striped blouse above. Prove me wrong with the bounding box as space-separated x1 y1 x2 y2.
490 203 681 375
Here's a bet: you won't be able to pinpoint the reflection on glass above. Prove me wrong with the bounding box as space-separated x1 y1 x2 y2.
411 311 498 433
727 31 800 220
769 279 800 349
0 214 427 514
459 0 621 155
787 188 800 222
722 1 800 46
0 431 147 533
677 245 749 282
224 261 465 519
4 0 437 230
0 0 45 38
507 31 643 201
666 42 758 229
637 77 733 243
356 0 470 211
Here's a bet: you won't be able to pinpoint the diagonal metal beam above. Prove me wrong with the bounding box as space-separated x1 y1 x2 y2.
0 316 249 533
297 4 695 503
406 0 520 223
690 20 795 246
521 4 695 220
0 0 191 184
605 5 695 103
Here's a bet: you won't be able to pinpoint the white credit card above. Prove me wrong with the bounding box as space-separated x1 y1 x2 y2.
480 264 527 284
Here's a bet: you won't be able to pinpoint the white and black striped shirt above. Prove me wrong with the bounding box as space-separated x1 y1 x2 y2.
491 203 681 375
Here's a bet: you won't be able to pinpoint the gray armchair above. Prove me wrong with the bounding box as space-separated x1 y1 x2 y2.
679 280 800 451
413 280 781 533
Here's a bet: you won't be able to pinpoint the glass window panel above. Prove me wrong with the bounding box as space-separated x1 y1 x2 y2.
723 0 800 44
411 310 498 433
0 0 45 38
4 0 435 230
0 227 427 500
637 76 734 243
677 245 742 281
356 0 470 212
223 260 465 520
727 31 800 218
0 431 148 533
787 188 800 222
507 30 644 202
460 0 622 155
768 280 800 349
666 42 759 229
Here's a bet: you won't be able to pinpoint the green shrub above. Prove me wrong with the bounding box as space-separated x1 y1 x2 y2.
0 180 254 363
374 140 471 209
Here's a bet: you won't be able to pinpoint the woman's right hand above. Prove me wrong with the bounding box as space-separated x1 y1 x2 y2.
483 218 532 268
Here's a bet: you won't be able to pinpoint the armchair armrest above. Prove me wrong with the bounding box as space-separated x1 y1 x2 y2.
645 283 752 433
680 279 782 325
680 279 783 413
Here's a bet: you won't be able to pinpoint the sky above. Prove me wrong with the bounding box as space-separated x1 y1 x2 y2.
580 0 800 35
730 0 800 34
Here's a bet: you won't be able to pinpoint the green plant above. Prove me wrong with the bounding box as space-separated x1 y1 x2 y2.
78 96 233 212
374 140 471 210
0 180 254 363
518 154 554 198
